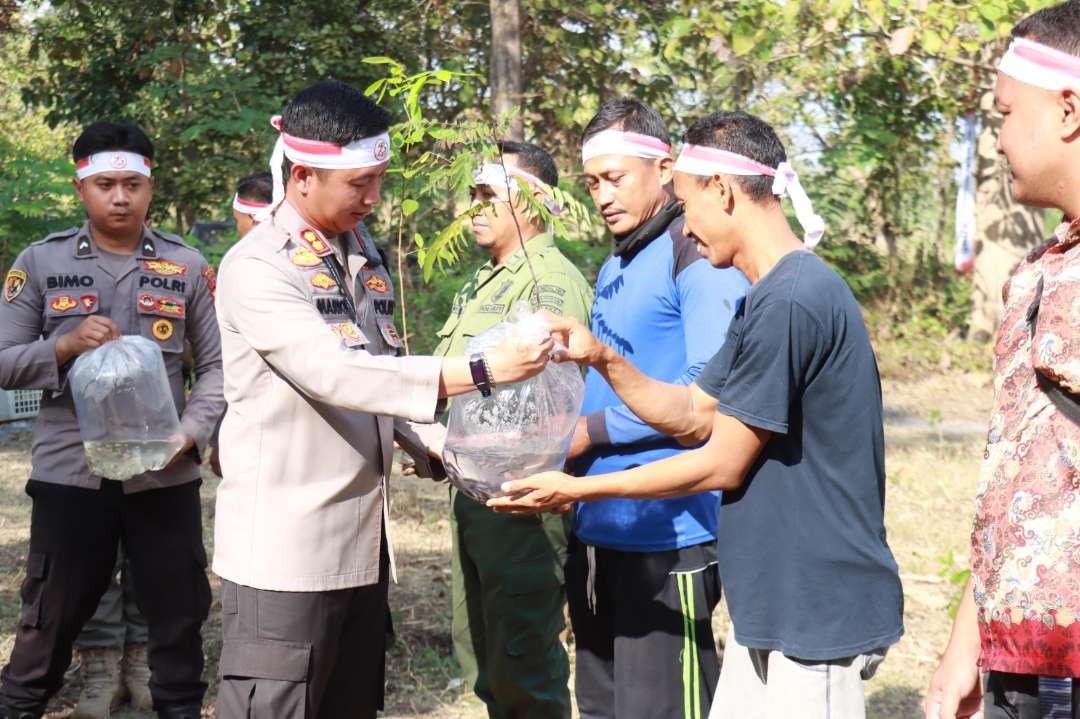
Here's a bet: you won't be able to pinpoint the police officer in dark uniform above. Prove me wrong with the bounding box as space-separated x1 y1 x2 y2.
0 122 223 719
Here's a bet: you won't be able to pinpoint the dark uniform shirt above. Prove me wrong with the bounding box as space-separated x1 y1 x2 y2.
0 222 224 493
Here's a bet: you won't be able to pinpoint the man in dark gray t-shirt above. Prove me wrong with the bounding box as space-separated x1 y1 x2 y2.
490 111 903 718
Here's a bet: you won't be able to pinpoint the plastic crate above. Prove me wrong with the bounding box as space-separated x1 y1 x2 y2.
0 389 42 422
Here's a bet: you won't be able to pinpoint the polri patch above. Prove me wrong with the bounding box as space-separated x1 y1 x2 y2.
4 270 27 302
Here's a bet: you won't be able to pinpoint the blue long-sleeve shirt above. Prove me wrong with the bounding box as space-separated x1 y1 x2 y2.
572 216 748 552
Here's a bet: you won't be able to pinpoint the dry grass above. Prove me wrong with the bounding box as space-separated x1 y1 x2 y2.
0 369 993 718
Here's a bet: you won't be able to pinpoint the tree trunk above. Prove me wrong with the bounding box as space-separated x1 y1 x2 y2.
967 88 1044 341
489 0 523 141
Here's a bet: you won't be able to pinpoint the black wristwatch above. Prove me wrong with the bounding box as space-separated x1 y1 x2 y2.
469 353 494 398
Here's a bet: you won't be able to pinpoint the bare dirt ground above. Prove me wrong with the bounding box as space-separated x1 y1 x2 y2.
0 369 994 718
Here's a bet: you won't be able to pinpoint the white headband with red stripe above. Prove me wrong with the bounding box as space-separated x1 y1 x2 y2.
260 114 392 220
674 144 825 247
232 194 270 215
999 37 1080 92
473 162 561 214
76 151 152 180
581 130 671 164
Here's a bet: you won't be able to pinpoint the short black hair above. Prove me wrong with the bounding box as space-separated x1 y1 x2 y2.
236 172 273 204
581 98 670 147
497 140 558 187
72 122 154 164
683 111 787 202
281 80 391 179
1013 0 1080 55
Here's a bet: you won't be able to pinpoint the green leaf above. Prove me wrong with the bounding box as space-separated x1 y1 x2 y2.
401 198 419 216
731 31 756 56
921 29 943 54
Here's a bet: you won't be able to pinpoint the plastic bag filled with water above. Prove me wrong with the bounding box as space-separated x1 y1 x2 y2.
443 302 585 502
69 336 184 480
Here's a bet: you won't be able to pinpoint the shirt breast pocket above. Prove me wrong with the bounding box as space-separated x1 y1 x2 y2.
43 289 99 335
136 293 187 353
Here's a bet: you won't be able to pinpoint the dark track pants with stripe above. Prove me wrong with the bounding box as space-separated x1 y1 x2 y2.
566 536 721 719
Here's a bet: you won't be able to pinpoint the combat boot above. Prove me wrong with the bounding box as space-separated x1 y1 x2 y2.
71 646 125 719
121 642 153 710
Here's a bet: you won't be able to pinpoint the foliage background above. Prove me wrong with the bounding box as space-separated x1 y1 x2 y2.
0 0 1059 367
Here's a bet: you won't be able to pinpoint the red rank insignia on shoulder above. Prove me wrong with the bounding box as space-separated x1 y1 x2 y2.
299 228 333 257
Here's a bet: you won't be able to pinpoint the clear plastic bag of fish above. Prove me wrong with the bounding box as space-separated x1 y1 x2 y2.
69 335 184 480
443 302 585 502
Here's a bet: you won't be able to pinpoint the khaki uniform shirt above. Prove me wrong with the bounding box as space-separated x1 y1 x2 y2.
0 223 224 493
213 200 444 592
434 233 593 358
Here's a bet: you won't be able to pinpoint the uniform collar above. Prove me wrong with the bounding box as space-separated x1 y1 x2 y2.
487 233 555 275
73 222 158 259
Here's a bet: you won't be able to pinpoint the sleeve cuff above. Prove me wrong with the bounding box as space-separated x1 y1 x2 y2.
399 355 445 423
715 402 788 435
586 411 611 447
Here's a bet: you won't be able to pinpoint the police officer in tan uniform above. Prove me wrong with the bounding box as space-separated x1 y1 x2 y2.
0 122 223 719
213 80 553 719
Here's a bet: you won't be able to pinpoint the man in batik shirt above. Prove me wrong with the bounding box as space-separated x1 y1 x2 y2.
926 3 1080 718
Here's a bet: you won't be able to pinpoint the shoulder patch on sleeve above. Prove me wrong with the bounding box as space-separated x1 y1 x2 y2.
4 269 28 302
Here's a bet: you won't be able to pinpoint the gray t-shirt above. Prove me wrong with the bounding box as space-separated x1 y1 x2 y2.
696 250 903 660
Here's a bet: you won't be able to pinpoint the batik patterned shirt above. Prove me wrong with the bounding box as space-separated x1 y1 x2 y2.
972 217 1080 677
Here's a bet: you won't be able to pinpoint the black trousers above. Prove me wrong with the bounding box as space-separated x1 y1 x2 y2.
216 535 391 719
566 536 722 719
985 672 1079 719
1 479 211 713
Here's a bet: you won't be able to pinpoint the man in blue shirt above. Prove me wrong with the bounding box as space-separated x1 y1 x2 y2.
492 111 904 719
564 99 748 719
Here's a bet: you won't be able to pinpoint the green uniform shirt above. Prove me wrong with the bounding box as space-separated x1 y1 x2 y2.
434 233 592 358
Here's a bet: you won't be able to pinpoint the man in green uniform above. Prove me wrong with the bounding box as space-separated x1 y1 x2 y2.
434 141 592 718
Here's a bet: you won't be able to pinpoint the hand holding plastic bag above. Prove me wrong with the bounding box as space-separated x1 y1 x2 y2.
69 336 185 480
443 303 585 502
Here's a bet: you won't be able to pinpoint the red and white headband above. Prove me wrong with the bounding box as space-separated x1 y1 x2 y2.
674 144 825 247
75 151 152 180
232 194 270 215
581 130 671 164
473 162 561 213
260 115 392 220
999 37 1080 93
